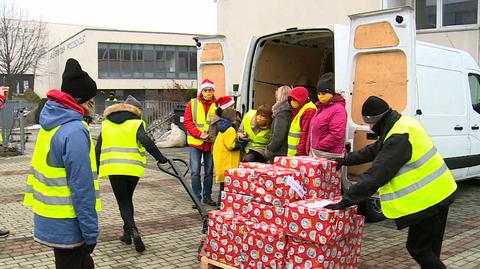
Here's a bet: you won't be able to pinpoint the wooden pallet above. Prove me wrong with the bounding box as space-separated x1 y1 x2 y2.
200 256 238 269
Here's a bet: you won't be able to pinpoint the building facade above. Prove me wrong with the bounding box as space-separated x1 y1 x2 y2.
216 0 480 85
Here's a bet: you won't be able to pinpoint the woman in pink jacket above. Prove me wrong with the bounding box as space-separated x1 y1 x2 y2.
307 72 347 158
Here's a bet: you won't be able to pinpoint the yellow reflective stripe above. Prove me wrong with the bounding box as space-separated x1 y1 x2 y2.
100 159 145 166
381 163 448 202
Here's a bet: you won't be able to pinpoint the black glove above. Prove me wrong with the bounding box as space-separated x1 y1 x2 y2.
332 157 345 170
233 140 248 151
157 155 168 164
83 243 96 254
325 199 355 210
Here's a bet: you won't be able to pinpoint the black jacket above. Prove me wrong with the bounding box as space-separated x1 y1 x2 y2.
95 103 167 168
265 101 291 161
343 110 455 229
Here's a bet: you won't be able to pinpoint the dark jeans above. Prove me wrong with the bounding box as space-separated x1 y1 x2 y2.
54 245 94 269
109 175 140 230
242 150 266 163
406 207 449 269
189 147 213 200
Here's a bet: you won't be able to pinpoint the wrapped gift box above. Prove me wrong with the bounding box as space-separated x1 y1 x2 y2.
284 197 358 244
206 210 253 267
224 168 259 196
274 156 341 199
285 215 365 269
220 191 254 216
239 162 274 169
246 201 285 227
242 222 287 269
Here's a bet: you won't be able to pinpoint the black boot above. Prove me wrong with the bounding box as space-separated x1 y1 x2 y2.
119 228 131 245
203 196 217 206
131 228 145 253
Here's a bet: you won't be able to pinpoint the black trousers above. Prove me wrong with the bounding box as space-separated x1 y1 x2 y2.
54 245 94 269
109 175 140 230
242 150 266 163
406 206 449 269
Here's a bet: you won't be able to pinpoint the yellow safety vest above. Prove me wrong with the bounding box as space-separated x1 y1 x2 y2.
186 98 216 146
24 122 101 218
242 110 272 153
287 101 317 156
379 116 457 219
99 119 147 178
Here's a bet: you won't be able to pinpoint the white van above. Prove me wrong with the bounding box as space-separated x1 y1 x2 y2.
196 6 480 221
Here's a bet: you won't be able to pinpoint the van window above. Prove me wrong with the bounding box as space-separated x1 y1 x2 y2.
468 73 480 113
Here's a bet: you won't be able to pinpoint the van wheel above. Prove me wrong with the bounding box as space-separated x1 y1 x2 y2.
359 197 385 222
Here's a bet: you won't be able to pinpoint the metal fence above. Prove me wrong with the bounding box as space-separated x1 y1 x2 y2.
0 100 38 153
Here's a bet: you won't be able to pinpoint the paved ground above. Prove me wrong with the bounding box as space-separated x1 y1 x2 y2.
0 125 479 268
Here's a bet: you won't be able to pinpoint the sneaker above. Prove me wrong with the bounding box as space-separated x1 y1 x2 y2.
119 229 131 245
202 196 218 207
0 229 9 238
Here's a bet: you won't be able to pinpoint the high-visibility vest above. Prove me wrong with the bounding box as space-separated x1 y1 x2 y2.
242 110 272 153
99 119 147 178
24 122 101 218
186 98 217 146
379 116 457 219
287 101 317 156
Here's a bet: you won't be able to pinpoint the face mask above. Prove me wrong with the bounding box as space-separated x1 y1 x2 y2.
202 92 213 101
290 100 300 109
318 93 333 104
256 115 268 126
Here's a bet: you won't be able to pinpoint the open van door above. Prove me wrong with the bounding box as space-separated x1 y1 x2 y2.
195 36 232 97
346 7 417 221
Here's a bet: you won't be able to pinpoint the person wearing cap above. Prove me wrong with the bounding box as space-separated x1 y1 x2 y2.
265 85 292 161
208 96 241 143
306 72 347 158
95 95 168 253
212 107 243 205
287 86 317 156
237 104 273 162
23 58 101 268
326 96 457 269
184 79 217 208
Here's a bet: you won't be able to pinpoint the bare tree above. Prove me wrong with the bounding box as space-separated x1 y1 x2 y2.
0 1 47 98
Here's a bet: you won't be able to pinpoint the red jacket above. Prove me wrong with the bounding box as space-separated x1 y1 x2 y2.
289 87 316 156
183 93 216 152
0 95 5 110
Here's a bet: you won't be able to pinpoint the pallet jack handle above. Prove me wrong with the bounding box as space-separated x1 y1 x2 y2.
157 158 209 234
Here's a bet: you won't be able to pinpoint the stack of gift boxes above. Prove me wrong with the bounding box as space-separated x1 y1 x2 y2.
205 156 365 269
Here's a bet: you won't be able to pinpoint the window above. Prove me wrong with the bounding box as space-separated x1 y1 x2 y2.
98 42 197 79
443 0 478 26
469 73 480 113
416 0 437 29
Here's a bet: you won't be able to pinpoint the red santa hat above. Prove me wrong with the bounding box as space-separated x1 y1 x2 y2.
200 79 215 90
217 96 235 110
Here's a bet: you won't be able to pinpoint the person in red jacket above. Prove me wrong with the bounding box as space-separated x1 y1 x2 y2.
0 83 10 237
287 86 316 156
184 79 217 208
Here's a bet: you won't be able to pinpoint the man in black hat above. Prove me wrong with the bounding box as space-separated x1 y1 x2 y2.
326 95 457 269
24 58 100 269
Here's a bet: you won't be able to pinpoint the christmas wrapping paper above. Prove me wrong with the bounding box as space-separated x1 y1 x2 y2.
274 156 341 200
220 191 254 216
242 222 287 269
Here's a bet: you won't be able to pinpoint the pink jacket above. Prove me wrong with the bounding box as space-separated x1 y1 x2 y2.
306 95 347 155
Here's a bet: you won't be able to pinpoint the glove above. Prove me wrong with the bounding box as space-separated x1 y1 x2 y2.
332 157 345 170
324 199 355 210
83 243 96 254
233 140 248 151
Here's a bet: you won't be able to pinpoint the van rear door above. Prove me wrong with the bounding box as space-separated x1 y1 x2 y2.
195 36 232 97
346 7 417 179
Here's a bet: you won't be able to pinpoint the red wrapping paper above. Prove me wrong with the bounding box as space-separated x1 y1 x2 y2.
206 210 252 266
224 168 258 195
242 222 287 269
220 191 254 216
274 156 341 199
284 197 358 244
285 215 365 269
246 201 285 227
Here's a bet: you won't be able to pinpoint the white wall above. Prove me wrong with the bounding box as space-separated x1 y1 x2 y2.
217 0 383 84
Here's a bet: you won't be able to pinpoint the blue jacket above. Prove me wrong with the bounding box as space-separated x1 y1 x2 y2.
34 99 99 248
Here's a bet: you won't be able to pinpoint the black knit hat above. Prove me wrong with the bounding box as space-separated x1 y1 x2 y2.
361 96 390 123
316 72 335 94
61 58 97 104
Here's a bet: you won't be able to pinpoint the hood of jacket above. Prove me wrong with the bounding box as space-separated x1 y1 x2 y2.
272 100 291 117
218 118 233 132
40 90 85 131
103 103 142 124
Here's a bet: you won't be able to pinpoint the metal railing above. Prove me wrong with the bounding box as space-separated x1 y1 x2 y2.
0 100 37 153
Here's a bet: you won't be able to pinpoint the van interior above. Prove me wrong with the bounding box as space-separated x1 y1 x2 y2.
250 30 334 108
